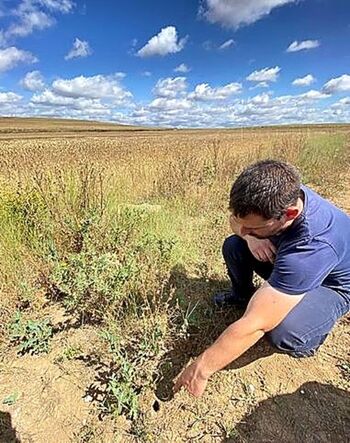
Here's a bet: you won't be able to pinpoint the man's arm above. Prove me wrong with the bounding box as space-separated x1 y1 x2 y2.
174 283 304 397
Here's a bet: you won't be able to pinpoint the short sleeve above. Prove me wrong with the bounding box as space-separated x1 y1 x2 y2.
268 241 339 295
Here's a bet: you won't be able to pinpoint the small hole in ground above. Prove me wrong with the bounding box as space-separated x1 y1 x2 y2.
153 400 160 412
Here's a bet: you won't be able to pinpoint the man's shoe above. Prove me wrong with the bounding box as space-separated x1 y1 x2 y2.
212 289 248 309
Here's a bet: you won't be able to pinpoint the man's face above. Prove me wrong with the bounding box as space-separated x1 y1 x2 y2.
233 213 286 239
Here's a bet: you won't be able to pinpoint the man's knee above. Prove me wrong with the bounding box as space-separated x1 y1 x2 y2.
222 235 246 261
267 321 317 358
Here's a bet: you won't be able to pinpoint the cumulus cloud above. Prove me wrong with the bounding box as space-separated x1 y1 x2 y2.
298 90 329 100
28 73 135 120
174 63 190 73
6 86 350 127
51 74 132 103
0 46 37 72
250 92 271 105
20 70 45 91
292 74 315 87
65 38 92 60
188 82 242 101
200 0 297 29
31 90 112 119
137 26 187 57
149 97 193 111
0 91 22 103
323 74 350 94
32 89 78 106
0 0 74 44
5 10 54 39
338 97 350 105
287 40 320 52
31 89 108 111
219 39 235 50
246 66 280 83
153 77 187 98
249 81 269 89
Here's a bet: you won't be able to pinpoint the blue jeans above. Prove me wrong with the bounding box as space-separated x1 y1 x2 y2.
223 235 350 357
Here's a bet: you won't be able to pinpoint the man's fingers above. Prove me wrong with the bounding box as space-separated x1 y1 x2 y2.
256 251 268 262
268 243 277 255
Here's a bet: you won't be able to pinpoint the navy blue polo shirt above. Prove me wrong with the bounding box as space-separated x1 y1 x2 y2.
268 185 350 300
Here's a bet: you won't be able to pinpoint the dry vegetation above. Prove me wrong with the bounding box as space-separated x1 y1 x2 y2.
0 120 349 442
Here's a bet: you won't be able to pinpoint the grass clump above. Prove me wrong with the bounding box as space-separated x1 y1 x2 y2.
9 311 53 354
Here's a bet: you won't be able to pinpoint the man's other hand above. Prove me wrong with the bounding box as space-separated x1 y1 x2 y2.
246 236 276 263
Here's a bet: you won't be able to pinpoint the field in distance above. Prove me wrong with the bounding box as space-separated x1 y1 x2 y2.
1 116 350 140
0 116 159 139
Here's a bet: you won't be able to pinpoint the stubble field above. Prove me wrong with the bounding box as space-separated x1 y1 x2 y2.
0 118 349 442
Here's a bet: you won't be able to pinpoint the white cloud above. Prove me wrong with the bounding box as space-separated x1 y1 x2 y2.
137 26 187 57
219 39 235 50
32 89 78 106
65 38 92 60
0 91 22 103
174 63 190 73
5 87 350 127
31 90 112 118
323 75 350 94
246 66 280 83
149 97 193 111
142 71 152 77
292 74 315 87
249 81 269 89
6 10 54 39
38 0 75 13
0 0 74 44
2 71 133 121
51 74 132 103
287 40 320 52
200 0 297 29
338 97 350 105
153 77 187 98
0 46 37 72
250 92 271 105
298 90 329 100
188 82 242 101
20 70 45 91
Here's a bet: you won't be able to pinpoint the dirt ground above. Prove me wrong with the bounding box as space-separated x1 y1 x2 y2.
0 309 349 442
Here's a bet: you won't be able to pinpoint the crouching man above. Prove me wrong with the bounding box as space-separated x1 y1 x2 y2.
174 160 350 397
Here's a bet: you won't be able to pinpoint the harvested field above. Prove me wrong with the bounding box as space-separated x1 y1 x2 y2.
0 119 349 442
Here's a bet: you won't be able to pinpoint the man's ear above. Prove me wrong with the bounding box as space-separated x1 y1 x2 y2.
285 207 299 221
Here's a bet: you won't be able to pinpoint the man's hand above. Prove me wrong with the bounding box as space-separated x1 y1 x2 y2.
229 214 276 263
173 284 304 399
245 236 276 263
173 359 209 397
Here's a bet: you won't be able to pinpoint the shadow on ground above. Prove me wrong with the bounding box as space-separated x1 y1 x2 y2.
0 411 20 443
155 265 275 402
223 382 350 443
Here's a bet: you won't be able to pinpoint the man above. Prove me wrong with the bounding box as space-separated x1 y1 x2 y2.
174 160 350 397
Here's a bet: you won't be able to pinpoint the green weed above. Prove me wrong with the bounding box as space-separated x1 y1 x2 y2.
9 311 53 354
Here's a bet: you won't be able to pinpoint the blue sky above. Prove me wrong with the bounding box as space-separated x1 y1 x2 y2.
0 0 349 127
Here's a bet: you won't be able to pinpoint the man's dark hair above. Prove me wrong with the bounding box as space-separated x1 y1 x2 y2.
229 160 301 220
